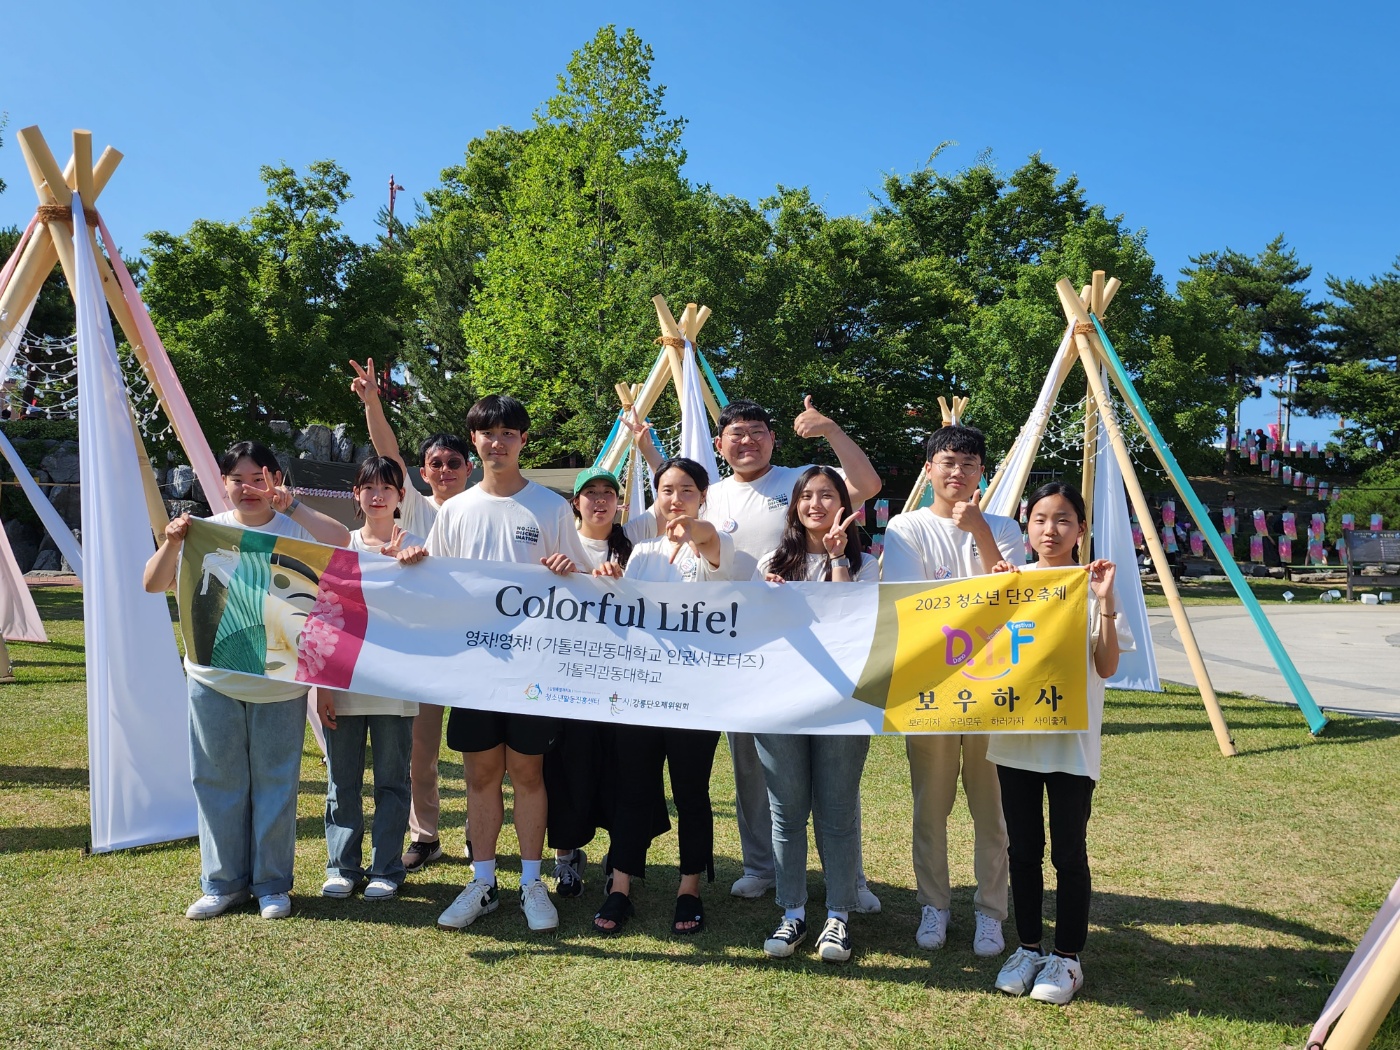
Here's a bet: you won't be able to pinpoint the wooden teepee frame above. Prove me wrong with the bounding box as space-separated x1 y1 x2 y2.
956 271 1327 755
0 126 229 531
595 295 727 513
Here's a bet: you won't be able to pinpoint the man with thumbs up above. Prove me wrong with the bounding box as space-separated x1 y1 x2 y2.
881 424 1025 958
703 397 882 906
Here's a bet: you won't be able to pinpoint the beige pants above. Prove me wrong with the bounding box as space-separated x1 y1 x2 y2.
407 703 445 842
906 733 1008 919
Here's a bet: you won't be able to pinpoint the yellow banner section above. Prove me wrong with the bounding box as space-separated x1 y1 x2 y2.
854 567 1089 733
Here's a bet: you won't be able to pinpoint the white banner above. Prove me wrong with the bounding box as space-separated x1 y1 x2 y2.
181 519 1093 736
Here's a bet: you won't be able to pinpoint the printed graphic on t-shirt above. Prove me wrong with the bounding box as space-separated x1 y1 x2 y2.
933 566 952 580
514 525 540 545
765 495 788 511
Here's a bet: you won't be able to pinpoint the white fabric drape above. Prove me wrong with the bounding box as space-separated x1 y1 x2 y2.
0 518 46 642
1094 367 1160 691
984 324 1074 518
72 194 196 853
0 428 84 578
678 341 721 484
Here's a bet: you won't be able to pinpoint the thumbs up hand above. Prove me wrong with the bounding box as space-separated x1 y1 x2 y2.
793 395 836 440
950 487 986 535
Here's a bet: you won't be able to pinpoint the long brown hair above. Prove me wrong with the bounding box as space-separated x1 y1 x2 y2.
764 466 863 582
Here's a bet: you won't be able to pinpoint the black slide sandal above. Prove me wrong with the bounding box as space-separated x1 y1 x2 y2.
672 893 704 936
593 891 634 936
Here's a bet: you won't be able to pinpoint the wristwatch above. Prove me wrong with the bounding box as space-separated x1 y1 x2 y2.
287 497 302 515
831 556 850 568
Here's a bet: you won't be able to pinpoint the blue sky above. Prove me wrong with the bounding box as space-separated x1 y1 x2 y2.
4 1 1396 444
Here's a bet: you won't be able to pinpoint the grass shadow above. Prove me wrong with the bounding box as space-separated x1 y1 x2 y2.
0 764 89 789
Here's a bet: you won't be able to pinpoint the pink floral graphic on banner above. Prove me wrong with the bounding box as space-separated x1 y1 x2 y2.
295 549 367 688
1249 535 1264 563
1278 536 1292 562
1282 512 1296 539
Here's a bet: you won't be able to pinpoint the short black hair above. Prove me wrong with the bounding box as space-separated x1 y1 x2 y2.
717 399 774 433
417 432 472 466
466 394 529 434
219 440 281 476
924 424 986 464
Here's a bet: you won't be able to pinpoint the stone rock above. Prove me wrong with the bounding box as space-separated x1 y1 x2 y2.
168 464 195 499
5 520 39 573
32 549 61 572
268 420 293 436
331 423 355 463
295 424 334 461
39 442 81 484
353 443 374 465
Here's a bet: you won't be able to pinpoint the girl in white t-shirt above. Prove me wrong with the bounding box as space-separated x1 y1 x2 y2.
143 441 350 922
316 456 427 902
594 457 731 937
752 466 874 964
985 481 1133 1006
544 467 638 900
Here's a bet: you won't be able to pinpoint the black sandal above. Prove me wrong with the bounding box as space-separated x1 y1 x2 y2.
672 893 704 936
593 891 633 936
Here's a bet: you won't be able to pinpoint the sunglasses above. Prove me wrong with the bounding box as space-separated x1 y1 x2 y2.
426 456 466 472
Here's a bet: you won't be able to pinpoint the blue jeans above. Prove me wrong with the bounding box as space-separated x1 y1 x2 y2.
754 733 870 912
324 714 414 884
188 679 307 897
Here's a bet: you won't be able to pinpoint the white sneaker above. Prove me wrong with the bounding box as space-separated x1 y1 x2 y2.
1029 954 1084 1005
973 909 1005 956
520 878 559 932
763 917 807 958
258 893 292 919
995 946 1048 996
320 875 356 899
853 880 882 914
184 890 251 920
363 877 397 900
730 873 775 899
437 880 499 931
816 917 852 963
915 905 950 950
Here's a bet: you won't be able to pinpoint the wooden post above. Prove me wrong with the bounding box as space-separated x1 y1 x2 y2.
1080 387 1098 565
1090 270 1106 316
1322 918 1400 1050
1057 281 1236 756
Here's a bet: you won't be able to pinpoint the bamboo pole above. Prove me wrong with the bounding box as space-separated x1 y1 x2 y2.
1080 387 1098 565
73 131 96 204
1091 270 1106 316
16 127 72 206
1322 919 1400 1050
1057 283 1236 756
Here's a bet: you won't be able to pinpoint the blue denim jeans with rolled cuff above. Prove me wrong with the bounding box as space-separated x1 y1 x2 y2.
188 678 307 897
754 732 870 913
324 713 414 885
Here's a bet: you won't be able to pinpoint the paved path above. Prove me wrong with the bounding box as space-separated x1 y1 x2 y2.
1147 603 1400 721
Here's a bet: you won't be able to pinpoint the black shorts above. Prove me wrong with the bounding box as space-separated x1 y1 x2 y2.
446 708 559 756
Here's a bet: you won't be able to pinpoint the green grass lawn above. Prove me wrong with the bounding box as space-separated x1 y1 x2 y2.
2 585 1398 1049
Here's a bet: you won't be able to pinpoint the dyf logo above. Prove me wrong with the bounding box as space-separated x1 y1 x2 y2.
942 620 1036 681
523 684 542 701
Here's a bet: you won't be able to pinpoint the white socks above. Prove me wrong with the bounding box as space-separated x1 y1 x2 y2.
521 859 542 884
474 859 497 886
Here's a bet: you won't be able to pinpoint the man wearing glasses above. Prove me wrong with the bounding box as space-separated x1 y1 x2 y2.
351 358 475 873
703 398 883 906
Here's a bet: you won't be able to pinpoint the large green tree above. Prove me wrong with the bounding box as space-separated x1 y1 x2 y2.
1297 259 1400 465
142 161 408 453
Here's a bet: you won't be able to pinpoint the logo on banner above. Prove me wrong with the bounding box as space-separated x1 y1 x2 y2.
852 568 1088 734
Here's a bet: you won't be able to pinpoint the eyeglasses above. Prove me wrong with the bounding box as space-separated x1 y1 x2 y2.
426 456 465 472
722 427 772 443
930 459 980 477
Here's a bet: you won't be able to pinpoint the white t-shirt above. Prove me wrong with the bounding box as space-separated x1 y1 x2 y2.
578 534 615 573
426 480 589 568
330 528 424 717
184 510 317 704
397 482 447 542
703 465 841 581
755 550 880 583
622 507 657 544
984 568 1135 781
625 529 735 584
880 507 1025 583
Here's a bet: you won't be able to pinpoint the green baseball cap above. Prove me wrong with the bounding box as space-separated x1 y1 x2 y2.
573 466 621 497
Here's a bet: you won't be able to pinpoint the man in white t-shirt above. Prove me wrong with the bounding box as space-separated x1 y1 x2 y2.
881 423 1023 959
351 358 473 873
700 397 882 901
427 395 588 935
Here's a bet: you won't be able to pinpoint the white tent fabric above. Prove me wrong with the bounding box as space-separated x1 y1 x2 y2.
1094 368 1160 691
0 299 36 379
72 194 195 853
0 429 84 578
678 340 721 484
984 324 1074 518
627 442 647 520
0 518 46 642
